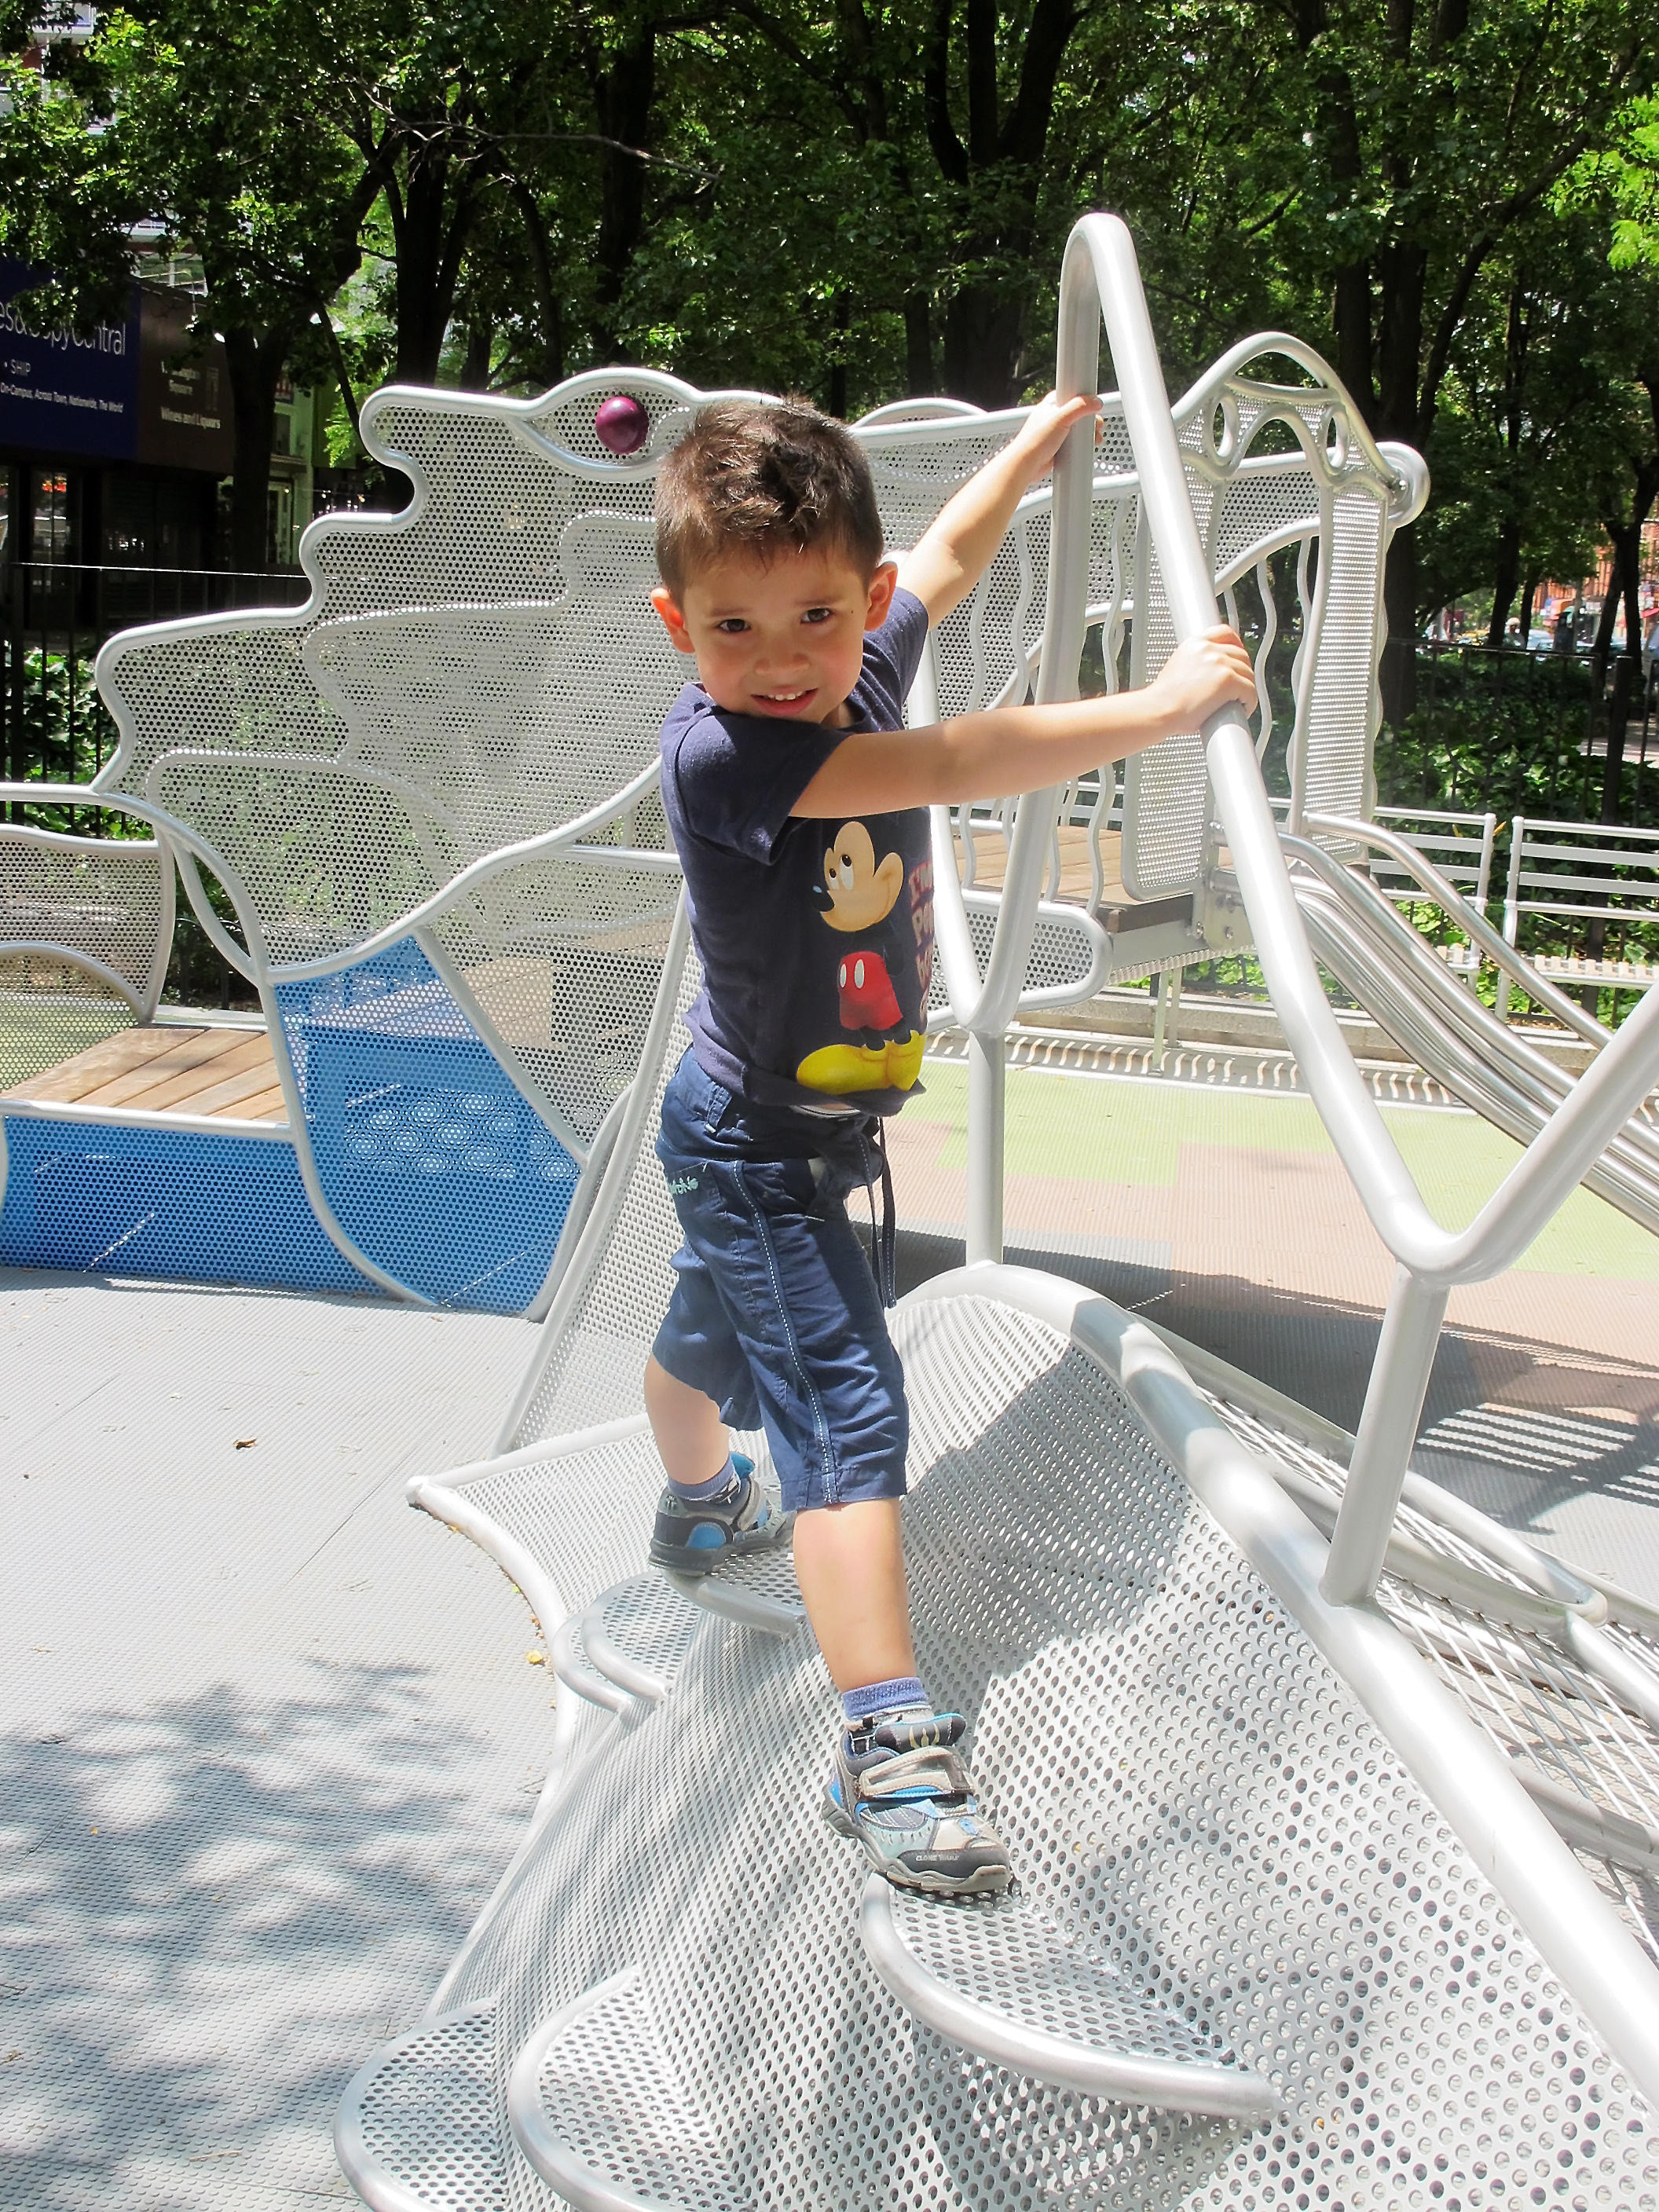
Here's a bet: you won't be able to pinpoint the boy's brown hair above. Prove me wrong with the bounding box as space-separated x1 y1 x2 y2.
655 397 884 595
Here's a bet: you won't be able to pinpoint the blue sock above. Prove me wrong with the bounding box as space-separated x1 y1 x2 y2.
842 1675 928 1729
668 1452 743 1503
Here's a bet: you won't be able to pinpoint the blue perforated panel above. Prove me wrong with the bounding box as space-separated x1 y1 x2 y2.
275 938 579 1313
0 1117 377 1294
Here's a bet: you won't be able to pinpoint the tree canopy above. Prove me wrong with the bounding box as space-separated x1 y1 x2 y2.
2 0 1656 703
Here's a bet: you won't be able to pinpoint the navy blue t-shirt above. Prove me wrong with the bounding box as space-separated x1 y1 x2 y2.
660 587 935 1119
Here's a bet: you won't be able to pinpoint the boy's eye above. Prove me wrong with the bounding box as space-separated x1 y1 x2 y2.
714 617 749 634
802 606 833 625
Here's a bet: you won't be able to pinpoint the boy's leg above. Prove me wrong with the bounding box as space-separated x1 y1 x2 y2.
644 1358 917 1685
802 1496 1011 1897
643 1347 790 1571
792 1498 915 1690
654 1164 1009 1896
649 1062 1008 1892
643 1354 727 1489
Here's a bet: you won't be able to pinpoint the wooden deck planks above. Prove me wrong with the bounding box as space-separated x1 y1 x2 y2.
2 1024 192 1104
958 824 1128 909
2 1024 287 1122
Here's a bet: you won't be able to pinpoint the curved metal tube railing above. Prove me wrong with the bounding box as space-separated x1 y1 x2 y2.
1044 213 1659 1617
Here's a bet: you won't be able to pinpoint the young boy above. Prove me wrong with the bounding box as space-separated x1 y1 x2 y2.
643 394 1253 1897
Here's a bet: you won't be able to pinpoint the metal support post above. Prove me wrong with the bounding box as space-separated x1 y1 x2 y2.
965 1028 1006 1265
1152 965 1183 1071
1320 1265 1449 1606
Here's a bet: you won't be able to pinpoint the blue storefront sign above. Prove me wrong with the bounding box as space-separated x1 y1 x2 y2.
0 260 141 461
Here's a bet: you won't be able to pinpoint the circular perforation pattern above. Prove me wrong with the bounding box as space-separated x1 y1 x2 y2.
591 1573 700 1687
94 357 1400 1011
884 1886 1256 2070
0 983 136 1089
353 2006 507 2212
1210 1394 1659 1968
416 1289 1659 2210
1 826 168 999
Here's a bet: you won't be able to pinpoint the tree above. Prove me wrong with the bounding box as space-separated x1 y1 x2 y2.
1115 0 1655 720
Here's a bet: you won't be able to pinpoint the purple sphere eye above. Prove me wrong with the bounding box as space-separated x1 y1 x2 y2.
594 394 650 455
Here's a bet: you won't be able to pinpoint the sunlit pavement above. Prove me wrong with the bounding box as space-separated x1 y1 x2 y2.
894 1058 1659 1599
3 1057 1658 2205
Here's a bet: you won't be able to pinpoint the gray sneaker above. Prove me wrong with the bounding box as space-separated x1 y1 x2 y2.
648 1456 791 1576
824 1712 1013 1896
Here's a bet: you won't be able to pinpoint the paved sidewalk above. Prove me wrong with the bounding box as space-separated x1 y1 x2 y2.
0 1273 546 2210
894 1058 1659 1599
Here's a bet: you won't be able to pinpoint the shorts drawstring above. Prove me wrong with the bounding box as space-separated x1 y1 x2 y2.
863 1117 897 1309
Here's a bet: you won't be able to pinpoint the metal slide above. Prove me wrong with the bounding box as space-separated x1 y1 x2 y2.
1272 816 1659 1238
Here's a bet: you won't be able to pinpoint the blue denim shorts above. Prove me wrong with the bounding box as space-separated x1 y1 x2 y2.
650 1051 909 1513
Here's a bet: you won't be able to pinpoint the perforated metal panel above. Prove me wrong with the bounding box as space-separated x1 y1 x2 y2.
0 825 170 1090
340 901 1659 2210
1297 485 1389 828
0 981 135 1090
507 938 705 1446
273 936 579 1313
372 1300 1659 2212
348 2008 507 2212
1119 361 1411 901
1213 1397 1659 1973
0 826 170 999
0 1114 376 1293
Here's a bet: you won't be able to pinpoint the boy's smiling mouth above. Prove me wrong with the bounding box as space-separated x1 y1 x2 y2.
753 687 818 711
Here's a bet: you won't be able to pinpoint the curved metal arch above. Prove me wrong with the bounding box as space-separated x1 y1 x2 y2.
0 943 148 1018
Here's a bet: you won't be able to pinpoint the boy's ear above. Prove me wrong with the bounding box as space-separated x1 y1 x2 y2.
652 586 696 654
863 562 899 632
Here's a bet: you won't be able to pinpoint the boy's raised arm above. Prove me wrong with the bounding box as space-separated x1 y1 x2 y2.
794 626 1256 819
893 392 1101 626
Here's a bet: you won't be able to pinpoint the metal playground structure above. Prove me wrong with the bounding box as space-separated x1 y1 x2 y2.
8 216 1659 2207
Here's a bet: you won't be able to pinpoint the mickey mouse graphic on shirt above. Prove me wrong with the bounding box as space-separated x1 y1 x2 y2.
796 819 929 1097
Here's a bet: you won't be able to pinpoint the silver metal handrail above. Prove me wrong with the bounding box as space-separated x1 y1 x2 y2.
1045 214 1659 1610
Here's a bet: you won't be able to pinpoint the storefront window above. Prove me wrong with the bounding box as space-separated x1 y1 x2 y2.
31 471 72 562
104 474 152 563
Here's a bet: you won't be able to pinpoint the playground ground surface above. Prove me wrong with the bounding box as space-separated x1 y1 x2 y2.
2 1054 1656 2209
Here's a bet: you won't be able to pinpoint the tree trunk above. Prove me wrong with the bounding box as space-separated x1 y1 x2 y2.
1485 519 1522 648
940 280 1027 409
392 143 473 383
1599 652 1638 825
904 294 934 396
460 314 493 390
503 173 564 389
1589 553 1622 701
1517 572 1538 646
221 324 287 577
591 25 656 359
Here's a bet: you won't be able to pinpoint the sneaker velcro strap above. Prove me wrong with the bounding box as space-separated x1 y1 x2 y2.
857 1746 973 1804
872 1714 965 1755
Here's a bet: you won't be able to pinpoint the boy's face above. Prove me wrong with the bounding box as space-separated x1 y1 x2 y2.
652 546 898 727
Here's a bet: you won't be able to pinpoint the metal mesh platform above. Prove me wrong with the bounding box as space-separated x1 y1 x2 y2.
1208 1393 1659 1967
350 1294 1659 2211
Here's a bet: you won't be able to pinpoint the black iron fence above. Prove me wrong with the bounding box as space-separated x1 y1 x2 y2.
1376 642 1658 828
2 558 311 795
2 558 309 1005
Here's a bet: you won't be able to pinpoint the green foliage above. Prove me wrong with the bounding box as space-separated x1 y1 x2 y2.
3 645 119 796
5 0 1659 752
1375 647 1624 820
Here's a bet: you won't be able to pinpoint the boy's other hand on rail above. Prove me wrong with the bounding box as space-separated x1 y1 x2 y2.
1005 391 1103 489
1147 627 1256 736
